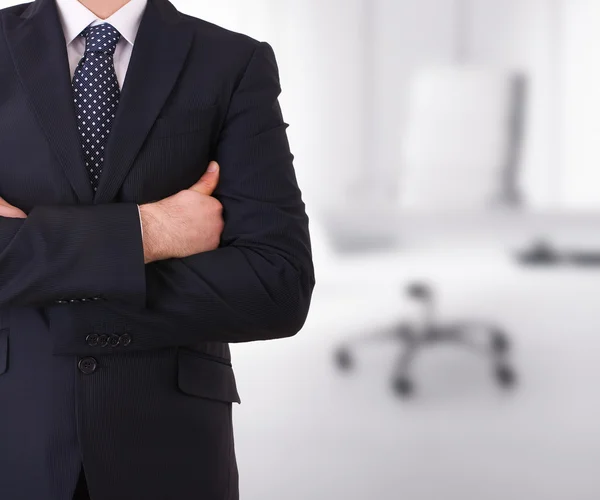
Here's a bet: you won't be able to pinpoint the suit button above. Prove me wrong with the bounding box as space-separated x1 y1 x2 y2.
98 334 109 348
56 300 69 305
80 298 92 303
92 296 103 301
69 299 80 304
86 334 99 347
108 334 120 348
78 357 98 375
120 333 132 347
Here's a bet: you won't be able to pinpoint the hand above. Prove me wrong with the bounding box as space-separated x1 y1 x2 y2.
0 196 27 219
139 161 224 264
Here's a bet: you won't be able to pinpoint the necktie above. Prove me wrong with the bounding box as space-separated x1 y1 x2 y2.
72 23 121 193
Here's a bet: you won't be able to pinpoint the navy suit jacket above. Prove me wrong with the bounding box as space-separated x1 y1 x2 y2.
0 0 315 498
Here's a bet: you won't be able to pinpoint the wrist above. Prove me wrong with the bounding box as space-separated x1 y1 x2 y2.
139 203 164 263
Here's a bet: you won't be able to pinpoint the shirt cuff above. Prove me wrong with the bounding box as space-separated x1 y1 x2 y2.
137 204 144 246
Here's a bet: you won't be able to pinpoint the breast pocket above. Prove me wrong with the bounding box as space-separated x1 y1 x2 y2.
123 104 221 202
151 104 219 139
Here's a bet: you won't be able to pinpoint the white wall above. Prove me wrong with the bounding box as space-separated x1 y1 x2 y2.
469 0 559 208
366 0 600 211
562 0 600 209
367 0 560 209
369 0 457 202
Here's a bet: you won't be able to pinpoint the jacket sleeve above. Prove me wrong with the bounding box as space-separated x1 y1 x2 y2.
0 203 146 307
50 41 316 355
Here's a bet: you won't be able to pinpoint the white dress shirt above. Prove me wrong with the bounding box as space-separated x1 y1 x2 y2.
55 0 148 244
56 0 147 86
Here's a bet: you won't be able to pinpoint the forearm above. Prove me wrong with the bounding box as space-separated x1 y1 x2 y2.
0 203 146 308
49 241 315 354
49 40 316 354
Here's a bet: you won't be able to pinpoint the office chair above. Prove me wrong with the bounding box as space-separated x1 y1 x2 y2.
331 66 526 398
335 282 516 397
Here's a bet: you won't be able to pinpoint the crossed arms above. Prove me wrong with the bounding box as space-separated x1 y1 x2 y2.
0 42 315 350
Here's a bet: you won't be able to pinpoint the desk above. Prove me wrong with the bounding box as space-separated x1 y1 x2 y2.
321 207 600 253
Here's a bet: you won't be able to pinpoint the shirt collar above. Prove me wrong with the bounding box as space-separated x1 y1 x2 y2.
55 0 148 47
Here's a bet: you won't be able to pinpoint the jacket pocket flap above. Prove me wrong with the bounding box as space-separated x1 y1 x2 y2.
0 329 8 376
177 348 241 404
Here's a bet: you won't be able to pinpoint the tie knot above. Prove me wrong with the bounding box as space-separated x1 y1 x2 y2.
80 23 121 56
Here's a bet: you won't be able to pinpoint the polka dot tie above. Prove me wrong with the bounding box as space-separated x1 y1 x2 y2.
72 23 121 193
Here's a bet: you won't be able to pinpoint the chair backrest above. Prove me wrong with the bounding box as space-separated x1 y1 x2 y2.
398 65 527 211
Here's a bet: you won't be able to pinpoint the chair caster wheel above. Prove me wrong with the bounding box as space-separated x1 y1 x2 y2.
492 333 511 354
393 377 414 398
335 348 353 371
495 364 517 388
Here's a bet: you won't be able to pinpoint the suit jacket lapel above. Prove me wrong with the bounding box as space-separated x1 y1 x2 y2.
93 0 194 204
2 0 95 203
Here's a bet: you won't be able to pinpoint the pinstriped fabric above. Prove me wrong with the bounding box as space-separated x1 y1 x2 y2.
73 349 237 499
0 306 82 500
0 0 314 498
51 41 315 356
0 203 146 308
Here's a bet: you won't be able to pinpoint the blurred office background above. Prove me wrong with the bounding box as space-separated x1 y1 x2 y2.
183 1 600 499
3 0 600 498
177 1 600 499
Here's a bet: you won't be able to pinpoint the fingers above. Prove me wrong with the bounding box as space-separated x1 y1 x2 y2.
188 161 220 196
0 205 26 218
0 197 27 218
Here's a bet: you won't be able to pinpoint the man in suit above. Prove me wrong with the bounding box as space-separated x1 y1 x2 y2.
0 0 315 498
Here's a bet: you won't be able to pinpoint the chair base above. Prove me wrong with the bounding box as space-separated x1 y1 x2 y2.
334 283 518 399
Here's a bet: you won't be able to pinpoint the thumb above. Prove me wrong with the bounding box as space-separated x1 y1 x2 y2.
188 161 220 196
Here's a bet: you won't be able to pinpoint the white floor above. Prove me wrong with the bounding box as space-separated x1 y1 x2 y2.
231 248 600 500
